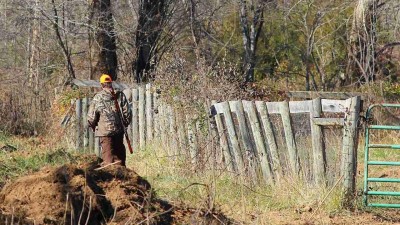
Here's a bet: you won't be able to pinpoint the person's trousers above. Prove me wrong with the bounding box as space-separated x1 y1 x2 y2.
100 133 126 166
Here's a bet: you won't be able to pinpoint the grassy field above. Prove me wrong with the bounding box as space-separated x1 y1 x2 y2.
125 143 350 223
2 132 400 224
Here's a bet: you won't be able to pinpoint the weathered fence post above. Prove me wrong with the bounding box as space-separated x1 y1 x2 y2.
230 101 257 181
153 92 160 140
75 98 82 150
168 106 178 157
341 96 361 207
88 98 94 153
146 84 153 142
256 101 281 181
82 97 89 151
212 101 233 172
279 101 300 176
176 110 187 157
207 100 220 170
221 101 244 174
123 89 131 149
159 104 168 153
138 86 146 149
310 98 326 186
132 89 139 151
243 101 274 184
186 115 198 165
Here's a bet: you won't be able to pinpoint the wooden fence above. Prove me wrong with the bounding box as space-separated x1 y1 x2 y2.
71 84 361 201
211 97 361 199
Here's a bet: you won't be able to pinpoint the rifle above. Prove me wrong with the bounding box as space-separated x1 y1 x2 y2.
110 87 134 154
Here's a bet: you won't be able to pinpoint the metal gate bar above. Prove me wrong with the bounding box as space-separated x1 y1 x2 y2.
364 104 400 208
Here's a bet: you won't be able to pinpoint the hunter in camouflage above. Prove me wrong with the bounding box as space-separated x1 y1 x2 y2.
88 74 132 166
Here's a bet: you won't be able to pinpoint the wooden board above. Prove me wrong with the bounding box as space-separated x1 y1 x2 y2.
255 101 281 181
213 99 348 114
230 101 257 180
341 96 361 206
288 91 368 100
221 102 244 173
146 84 153 142
138 86 145 149
131 89 139 151
310 98 326 186
243 101 274 184
75 98 82 150
212 100 233 172
279 101 300 176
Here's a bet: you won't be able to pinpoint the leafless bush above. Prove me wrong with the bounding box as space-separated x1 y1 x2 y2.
153 55 251 114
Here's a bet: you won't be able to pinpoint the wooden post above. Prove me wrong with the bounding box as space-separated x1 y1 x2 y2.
88 98 94 153
279 101 300 176
159 104 168 153
211 101 232 171
341 96 361 207
255 101 281 181
186 115 198 165
132 89 139 151
168 106 178 156
82 97 89 151
153 92 160 140
230 101 257 181
243 101 274 184
221 101 244 174
138 86 145 149
204 101 214 170
195 118 204 166
310 98 326 186
75 98 82 151
123 89 132 149
146 84 153 142
176 110 187 158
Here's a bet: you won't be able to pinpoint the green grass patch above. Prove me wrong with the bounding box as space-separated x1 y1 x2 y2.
0 148 78 186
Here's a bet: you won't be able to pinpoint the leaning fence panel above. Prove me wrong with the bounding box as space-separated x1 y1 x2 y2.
70 84 361 206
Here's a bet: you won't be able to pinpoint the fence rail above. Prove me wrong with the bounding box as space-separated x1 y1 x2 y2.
70 84 361 203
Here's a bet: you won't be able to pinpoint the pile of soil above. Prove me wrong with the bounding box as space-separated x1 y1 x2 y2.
0 160 232 225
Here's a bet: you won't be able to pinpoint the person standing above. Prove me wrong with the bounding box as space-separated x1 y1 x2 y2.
87 74 131 166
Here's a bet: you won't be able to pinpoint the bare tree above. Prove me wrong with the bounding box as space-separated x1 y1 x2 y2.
91 0 118 81
50 0 76 80
346 0 400 85
346 0 378 84
28 0 40 91
238 0 272 84
134 0 170 83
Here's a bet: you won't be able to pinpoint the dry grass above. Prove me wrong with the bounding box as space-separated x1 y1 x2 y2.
126 142 347 223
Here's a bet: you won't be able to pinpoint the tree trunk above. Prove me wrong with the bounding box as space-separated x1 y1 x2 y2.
346 0 377 85
92 0 118 81
134 0 166 83
29 0 40 92
239 0 265 84
51 0 76 80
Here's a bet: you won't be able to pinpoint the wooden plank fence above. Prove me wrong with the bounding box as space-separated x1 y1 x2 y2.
71 84 361 202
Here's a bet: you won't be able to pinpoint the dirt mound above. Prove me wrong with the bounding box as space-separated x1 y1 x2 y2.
0 160 231 225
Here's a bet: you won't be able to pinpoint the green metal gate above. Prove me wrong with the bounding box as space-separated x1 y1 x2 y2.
364 104 400 208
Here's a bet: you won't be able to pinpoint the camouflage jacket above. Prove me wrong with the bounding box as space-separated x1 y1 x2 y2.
87 89 132 137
